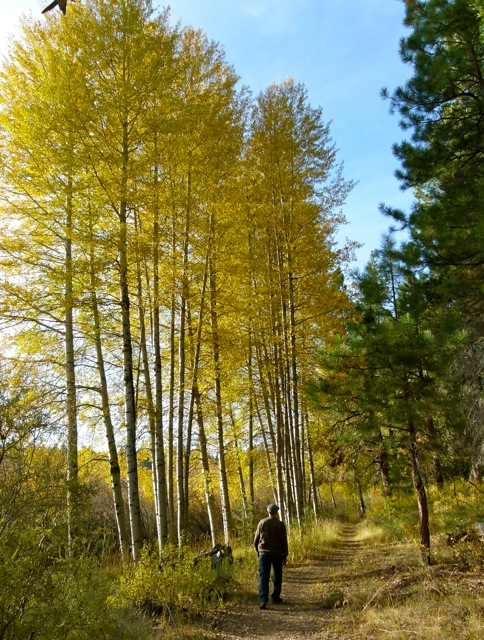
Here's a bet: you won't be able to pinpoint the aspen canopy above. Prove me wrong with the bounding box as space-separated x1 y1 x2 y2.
0 0 354 560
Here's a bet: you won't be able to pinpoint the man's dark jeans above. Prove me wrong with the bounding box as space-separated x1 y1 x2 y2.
258 553 283 604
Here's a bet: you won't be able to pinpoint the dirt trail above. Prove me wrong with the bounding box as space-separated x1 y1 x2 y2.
212 524 362 640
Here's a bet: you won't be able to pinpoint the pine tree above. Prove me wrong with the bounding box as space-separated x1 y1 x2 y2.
312 234 466 561
384 0 484 483
385 0 484 309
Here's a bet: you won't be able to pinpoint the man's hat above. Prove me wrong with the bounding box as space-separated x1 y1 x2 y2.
267 504 279 514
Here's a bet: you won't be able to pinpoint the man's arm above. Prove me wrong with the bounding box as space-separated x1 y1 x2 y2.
282 522 289 561
254 522 261 552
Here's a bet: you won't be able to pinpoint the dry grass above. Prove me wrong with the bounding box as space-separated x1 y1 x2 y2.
288 517 343 562
320 530 484 639
167 521 484 639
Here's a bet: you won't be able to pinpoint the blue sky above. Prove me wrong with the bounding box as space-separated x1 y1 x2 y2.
1 0 414 269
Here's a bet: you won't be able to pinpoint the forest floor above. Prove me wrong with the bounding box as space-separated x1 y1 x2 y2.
173 523 484 640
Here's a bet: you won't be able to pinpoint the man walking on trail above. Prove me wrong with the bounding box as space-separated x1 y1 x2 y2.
254 504 289 609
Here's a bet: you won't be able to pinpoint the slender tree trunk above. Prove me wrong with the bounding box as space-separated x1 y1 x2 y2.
254 337 283 507
306 417 320 518
65 175 78 555
134 212 169 550
270 304 287 517
230 408 248 522
426 414 444 490
255 401 278 501
176 282 187 542
208 219 232 543
119 121 142 562
152 199 169 549
135 212 158 514
167 220 177 543
177 191 191 542
330 483 337 510
194 387 218 546
246 228 257 525
185 248 217 546
377 428 392 497
89 237 130 560
300 404 307 507
288 268 304 516
211 307 232 541
409 418 431 563
184 252 209 535
247 329 255 526
254 340 277 459
356 478 366 518
269 241 288 519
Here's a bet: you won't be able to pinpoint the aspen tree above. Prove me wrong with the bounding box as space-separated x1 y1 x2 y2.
70 0 173 561
0 15 89 551
245 79 353 522
87 222 130 558
156 26 245 543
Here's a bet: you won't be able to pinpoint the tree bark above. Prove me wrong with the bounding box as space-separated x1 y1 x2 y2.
306 415 320 518
194 386 218 546
152 194 169 549
409 418 431 564
230 408 248 523
167 219 177 543
208 217 232 543
377 428 392 497
184 252 210 538
119 120 142 562
65 174 78 555
89 237 130 560
177 187 191 542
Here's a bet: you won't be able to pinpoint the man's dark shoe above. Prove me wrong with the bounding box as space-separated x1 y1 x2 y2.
272 597 283 604
260 602 267 610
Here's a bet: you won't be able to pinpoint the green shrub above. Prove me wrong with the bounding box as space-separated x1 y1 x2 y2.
0 527 147 639
363 488 416 541
112 543 236 619
429 480 484 534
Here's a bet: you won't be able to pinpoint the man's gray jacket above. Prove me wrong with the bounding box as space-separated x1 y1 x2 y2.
254 516 288 558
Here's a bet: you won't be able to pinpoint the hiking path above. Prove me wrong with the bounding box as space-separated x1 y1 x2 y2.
211 524 363 640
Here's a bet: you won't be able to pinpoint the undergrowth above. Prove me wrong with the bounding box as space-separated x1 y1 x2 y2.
288 518 342 561
111 543 236 621
215 514 483 640
11 487 476 639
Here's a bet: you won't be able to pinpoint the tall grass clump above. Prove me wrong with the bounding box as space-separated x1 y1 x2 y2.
288 518 342 562
353 520 393 544
111 543 236 621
